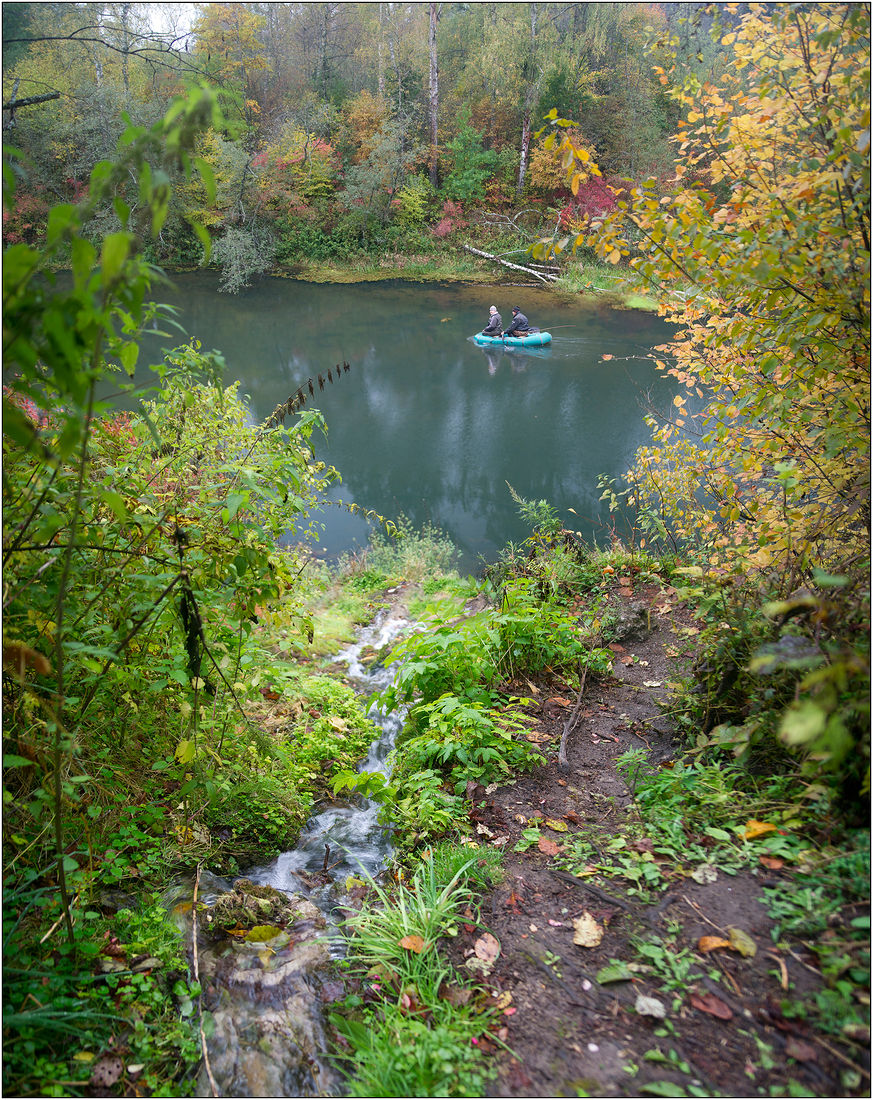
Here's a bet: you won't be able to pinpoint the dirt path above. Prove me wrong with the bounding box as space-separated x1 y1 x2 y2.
439 581 868 1098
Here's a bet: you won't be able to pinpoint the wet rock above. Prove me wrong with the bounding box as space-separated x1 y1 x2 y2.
97 889 137 914
610 600 652 643
205 879 304 934
358 646 380 666
195 900 340 1097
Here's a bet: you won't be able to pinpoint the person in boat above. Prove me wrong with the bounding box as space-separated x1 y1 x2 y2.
505 306 530 336
481 305 503 335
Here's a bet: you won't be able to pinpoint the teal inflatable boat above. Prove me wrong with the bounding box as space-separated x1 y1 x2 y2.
473 331 552 348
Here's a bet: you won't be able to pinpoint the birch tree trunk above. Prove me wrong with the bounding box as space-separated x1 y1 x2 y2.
428 2 440 188
515 4 539 199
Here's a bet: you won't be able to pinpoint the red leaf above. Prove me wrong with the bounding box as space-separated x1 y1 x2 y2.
785 1037 817 1062
537 835 561 856
689 992 733 1020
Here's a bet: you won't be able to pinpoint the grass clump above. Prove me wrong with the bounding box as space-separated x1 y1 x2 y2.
330 847 502 1097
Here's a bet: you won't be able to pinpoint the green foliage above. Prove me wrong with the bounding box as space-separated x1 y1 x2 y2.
763 838 870 1040
2 886 199 1097
205 777 306 866
331 852 499 1097
333 1008 496 1098
443 110 497 203
213 224 277 293
358 514 460 583
1 91 369 1095
396 693 538 795
394 174 436 228
537 5 871 806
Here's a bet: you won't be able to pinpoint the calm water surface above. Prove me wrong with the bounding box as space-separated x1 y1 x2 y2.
136 274 676 573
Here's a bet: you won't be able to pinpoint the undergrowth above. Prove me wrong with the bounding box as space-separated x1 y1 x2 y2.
330 845 503 1097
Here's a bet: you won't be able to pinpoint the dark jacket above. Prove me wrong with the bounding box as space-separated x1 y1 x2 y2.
482 311 503 335
506 310 529 335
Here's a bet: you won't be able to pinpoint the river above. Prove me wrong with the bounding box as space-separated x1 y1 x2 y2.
134 274 676 573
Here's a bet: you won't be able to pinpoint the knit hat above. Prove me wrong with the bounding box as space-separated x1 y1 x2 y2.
512 306 520 313
489 306 497 313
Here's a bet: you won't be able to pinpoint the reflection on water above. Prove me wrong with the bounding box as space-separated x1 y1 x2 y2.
130 275 676 572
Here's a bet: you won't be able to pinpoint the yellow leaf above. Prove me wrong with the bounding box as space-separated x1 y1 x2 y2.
572 912 604 948
607 249 622 265
698 935 732 953
727 926 757 958
399 934 426 953
175 739 195 765
743 820 777 839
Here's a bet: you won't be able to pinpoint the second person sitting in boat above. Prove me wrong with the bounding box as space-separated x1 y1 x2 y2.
481 305 503 335
505 306 530 336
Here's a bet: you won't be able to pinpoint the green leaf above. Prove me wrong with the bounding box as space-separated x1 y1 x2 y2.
221 493 248 523
640 1083 687 1097
46 203 77 247
194 157 216 203
113 197 131 227
780 701 827 746
3 754 35 769
190 220 212 264
596 960 635 984
119 341 139 374
101 233 132 284
101 490 129 521
810 568 848 588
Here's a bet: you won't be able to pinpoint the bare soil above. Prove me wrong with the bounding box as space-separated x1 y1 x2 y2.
436 579 870 1098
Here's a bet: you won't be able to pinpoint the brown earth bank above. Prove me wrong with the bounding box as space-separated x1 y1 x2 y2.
428 580 870 1099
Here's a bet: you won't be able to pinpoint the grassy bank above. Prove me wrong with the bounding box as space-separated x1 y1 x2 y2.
263 248 658 311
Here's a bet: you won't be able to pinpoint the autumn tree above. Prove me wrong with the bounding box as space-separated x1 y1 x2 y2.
191 2 270 138
540 4 870 786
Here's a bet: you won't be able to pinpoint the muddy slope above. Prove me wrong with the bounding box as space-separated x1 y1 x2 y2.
441 581 869 1098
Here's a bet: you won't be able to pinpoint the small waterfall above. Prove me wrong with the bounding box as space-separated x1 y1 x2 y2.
183 603 413 1098
247 605 412 913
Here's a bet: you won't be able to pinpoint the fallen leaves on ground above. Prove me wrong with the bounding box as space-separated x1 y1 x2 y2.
785 1037 818 1062
727 926 757 957
635 993 667 1018
439 981 472 1007
698 935 733 954
597 960 634 984
572 912 604 947
690 991 733 1020
537 835 562 856
399 933 426 953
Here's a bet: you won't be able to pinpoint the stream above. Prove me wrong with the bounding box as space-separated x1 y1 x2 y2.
169 605 413 1097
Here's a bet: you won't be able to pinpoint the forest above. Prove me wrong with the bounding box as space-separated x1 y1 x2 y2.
2 1 730 288
2 3 870 1098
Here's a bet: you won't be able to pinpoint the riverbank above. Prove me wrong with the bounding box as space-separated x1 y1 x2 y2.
207 245 660 311
317 539 870 1098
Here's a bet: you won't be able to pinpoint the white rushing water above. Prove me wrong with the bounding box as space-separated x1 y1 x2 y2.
246 604 413 916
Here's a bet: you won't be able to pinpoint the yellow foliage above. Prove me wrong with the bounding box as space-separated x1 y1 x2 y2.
543 5 869 589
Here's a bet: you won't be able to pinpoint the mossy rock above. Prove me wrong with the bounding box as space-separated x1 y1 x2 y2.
206 878 300 933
